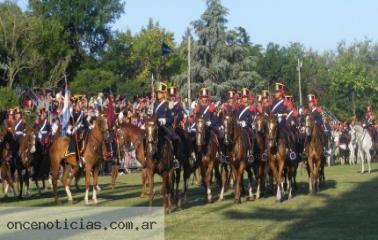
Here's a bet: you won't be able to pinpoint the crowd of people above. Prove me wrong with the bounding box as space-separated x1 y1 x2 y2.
1 82 377 171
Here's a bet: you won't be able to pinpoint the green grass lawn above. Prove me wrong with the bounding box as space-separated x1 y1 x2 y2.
1 163 378 240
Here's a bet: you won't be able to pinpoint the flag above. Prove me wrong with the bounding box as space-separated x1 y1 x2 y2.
107 95 115 129
161 42 172 56
61 84 71 137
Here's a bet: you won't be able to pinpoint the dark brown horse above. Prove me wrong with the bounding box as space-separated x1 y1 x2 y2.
253 114 268 200
266 115 287 202
16 128 36 198
1 140 16 197
115 123 147 194
221 114 252 203
305 114 324 194
144 117 175 213
83 115 109 204
195 117 218 203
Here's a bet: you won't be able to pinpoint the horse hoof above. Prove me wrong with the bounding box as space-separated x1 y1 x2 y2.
84 199 89 205
207 199 212 204
247 196 255 201
218 197 224 202
140 193 145 198
234 199 241 204
93 199 98 205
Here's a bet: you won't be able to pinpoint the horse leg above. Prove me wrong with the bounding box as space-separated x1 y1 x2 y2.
183 166 191 203
148 170 154 208
25 171 30 197
366 151 371 174
175 167 181 207
84 163 91 204
62 165 73 202
206 160 214 203
140 168 147 198
359 150 365 174
92 165 100 204
18 169 23 199
218 163 227 201
246 166 254 201
111 164 119 190
233 166 242 204
288 165 293 199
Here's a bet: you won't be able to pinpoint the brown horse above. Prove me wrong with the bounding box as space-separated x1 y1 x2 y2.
83 115 109 204
115 123 147 195
1 141 16 197
49 127 79 203
266 115 287 202
144 118 175 213
305 114 324 194
221 114 252 203
195 117 218 203
253 114 268 200
16 128 36 198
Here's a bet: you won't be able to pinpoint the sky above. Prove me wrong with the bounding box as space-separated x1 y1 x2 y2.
13 0 378 52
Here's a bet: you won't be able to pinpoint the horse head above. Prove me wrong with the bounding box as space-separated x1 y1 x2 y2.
255 114 266 134
195 117 206 147
305 114 315 137
19 128 36 167
145 117 158 156
267 115 279 148
223 114 234 146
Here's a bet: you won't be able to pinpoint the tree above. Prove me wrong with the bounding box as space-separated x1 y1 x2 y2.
185 0 261 97
30 0 125 55
0 3 43 88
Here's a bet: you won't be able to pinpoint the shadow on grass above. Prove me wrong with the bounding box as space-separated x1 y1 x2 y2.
223 177 378 240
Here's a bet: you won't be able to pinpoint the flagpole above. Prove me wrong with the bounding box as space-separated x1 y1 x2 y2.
187 35 191 115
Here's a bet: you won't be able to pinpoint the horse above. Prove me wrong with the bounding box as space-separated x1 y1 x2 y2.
0 126 17 197
266 115 288 202
144 117 175 213
350 124 373 174
81 114 110 204
16 128 36 198
116 123 146 194
221 114 252 203
252 114 268 200
49 126 80 204
32 136 51 194
195 117 219 203
305 114 325 194
1 137 16 197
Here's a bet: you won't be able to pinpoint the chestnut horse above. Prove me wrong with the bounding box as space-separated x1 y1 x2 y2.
16 128 36 198
266 115 288 202
83 115 109 204
195 117 219 203
253 114 268 200
221 114 252 203
115 123 147 195
305 114 325 194
49 127 79 203
145 118 175 213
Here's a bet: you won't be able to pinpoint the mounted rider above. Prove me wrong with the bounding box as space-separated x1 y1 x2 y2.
152 82 180 167
34 108 52 151
271 83 297 160
364 105 376 141
66 96 89 166
261 90 272 115
223 90 238 116
194 88 220 144
235 88 256 162
14 108 26 142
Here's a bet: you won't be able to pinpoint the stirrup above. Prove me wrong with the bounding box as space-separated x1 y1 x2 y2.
261 152 268 162
289 150 297 161
248 152 254 163
173 159 180 169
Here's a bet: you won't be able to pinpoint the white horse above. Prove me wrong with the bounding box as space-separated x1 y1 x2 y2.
348 128 358 165
350 125 373 174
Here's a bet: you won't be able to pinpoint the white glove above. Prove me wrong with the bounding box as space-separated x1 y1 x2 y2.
206 121 211 126
158 118 166 125
239 121 246 127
